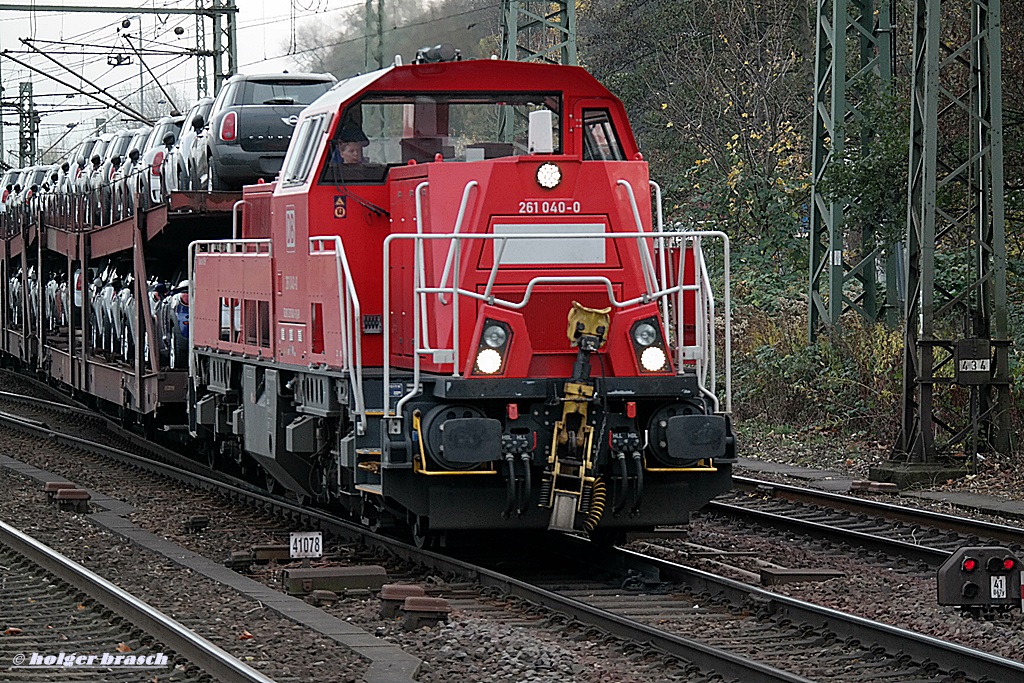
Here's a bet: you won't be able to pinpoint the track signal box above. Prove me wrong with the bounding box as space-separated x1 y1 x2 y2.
937 546 1021 607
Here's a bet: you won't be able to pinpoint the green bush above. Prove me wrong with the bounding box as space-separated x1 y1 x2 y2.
732 302 903 444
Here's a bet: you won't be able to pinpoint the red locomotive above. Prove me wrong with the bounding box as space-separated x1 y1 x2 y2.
1 53 734 545
188 54 735 543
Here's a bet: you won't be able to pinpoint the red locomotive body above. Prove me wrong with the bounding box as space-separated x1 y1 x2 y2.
188 57 735 542
190 56 737 540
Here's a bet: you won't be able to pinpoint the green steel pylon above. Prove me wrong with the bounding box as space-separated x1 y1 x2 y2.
897 0 1010 461
808 0 895 341
500 1 577 65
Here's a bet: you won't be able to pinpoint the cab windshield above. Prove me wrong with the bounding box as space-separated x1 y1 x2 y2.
320 92 561 185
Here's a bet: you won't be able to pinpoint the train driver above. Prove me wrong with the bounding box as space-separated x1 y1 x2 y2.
338 121 369 164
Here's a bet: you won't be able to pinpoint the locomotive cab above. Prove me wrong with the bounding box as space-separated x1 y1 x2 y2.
189 57 735 541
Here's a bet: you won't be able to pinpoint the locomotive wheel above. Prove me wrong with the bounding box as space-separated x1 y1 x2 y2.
411 517 432 549
263 470 281 495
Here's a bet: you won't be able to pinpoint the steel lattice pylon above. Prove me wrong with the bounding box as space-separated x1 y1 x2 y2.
17 81 37 167
211 0 237 95
364 0 385 73
808 0 895 341
500 1 577 65
898 0 1010 461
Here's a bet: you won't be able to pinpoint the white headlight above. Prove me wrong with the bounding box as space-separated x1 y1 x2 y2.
536 162 561 189
482 324 507 348
640 346 667 372
475 348 503 374
633 322 658 347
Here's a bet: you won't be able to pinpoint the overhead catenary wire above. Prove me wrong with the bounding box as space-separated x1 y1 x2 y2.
18 38 148 121
1 50 147 124
121 34 181 114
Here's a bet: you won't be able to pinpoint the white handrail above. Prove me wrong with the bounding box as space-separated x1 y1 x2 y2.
382 229 732 419
231 199 247 239
437 181 478 305
309 236 366 435
616 179 660 294
650 180 671 344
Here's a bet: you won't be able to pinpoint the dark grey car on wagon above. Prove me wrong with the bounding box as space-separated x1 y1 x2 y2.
190 72 336 191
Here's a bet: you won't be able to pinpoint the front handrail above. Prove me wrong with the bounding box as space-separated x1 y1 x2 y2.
309 236 367 436
383 229 732 419
616 179 660 294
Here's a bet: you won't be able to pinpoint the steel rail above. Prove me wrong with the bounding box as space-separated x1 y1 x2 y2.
582 542 1024 683
0 388 100 418
733 475 1024 547
705 499 952 565
0 519 276 683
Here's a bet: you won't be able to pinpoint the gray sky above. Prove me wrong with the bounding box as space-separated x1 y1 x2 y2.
0 0 360 163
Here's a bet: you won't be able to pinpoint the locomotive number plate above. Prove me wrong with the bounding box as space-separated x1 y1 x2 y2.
518 199 581 214
289 531 323 559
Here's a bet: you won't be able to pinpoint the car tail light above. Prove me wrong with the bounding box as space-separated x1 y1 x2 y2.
109 165 116 181
1 190 7 202
179 293 190 307
220 112 237 142
152 151 164 176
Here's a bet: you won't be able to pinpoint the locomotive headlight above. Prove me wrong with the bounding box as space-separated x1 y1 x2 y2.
536 162 561 189
640 346 667 372
475 348 503 374
632 322 658 347
482 324 507 348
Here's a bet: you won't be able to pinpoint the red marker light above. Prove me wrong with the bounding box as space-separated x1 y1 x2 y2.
507 403 519 421
626 401 637 419
1003 558 1016 571
962 557 977 572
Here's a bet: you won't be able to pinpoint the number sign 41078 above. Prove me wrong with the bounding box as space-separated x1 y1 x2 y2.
289 531 323 559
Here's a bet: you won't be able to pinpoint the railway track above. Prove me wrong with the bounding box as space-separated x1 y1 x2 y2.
701 476 1024 566
0 519 275 683
1 382 1022 682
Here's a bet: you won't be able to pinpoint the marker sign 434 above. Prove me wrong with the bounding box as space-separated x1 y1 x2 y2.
289 531 323 559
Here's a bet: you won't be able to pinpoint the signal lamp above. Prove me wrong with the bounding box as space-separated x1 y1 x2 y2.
961 557 977 572
475 348 502 374
987 556 1016 572
633 322 658 347
640 346 667 372
482 324 507 348
961 582 980 599
536 162 561 189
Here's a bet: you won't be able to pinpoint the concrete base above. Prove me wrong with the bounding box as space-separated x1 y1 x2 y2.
868 460 973 489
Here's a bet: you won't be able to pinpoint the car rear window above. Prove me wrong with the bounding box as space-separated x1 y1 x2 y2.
241 79 333 106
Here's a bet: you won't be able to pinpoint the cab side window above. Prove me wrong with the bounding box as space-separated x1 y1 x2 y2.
281 114 329 186
582 109 625 161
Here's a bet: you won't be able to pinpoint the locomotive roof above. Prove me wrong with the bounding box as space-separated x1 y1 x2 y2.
309 59 621 111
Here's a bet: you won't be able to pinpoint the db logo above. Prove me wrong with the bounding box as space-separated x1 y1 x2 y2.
334 196 347 219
